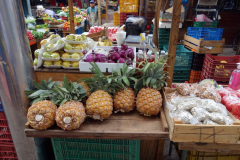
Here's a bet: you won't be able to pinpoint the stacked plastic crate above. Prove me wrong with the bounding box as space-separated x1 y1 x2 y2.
119 0 139 24
51 138 140 160
0 98 18 160
113 12 120 25
151 25 171 50
188 53 205 83
164 45 193 83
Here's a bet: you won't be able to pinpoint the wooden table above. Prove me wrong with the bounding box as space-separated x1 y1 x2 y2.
26 110 169 160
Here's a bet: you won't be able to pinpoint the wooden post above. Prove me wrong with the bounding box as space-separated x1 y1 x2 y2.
166 0 182 87
139 0 144 16
98 0 101 26
153 0 162 48
106 1 108 23
68 0 75 34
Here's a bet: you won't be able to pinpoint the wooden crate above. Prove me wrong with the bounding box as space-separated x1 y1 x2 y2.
163 87 240 144
183 34 225 54
86 27 108 41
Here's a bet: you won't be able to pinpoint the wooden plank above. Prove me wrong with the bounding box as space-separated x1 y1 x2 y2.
25 111 169 139
174 125 240 135
153 0 161 48
140 140 159 160
200 38 225 46
157 139 165 160
183 41 199 52
68 0 75 34
160 109 169 132
98 0 101 26
172 134 239 143
166 0 182 87
198 48 224 54
184 34 201 46
179 142 240 154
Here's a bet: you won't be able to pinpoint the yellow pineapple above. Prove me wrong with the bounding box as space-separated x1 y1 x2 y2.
79 62 122 121
109 62 136 113
27 100 57 130
86 90 113 120
135 53 168 116
79 82 91 96
55 101 86 130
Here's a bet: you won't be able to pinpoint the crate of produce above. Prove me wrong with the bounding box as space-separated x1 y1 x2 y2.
51 138 140 160
113 12 120 25
0 98 3 112
0 143 17 159
120 12 138 24
187 27 223 40
183 34 225 54
202 54 240 82
188 70 201 83
193 21 218 28
186 150 240 160
163 87 240 144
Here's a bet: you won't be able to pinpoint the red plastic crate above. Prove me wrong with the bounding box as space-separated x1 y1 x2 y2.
0 112 12 143
0 143 17 160
189 70 201 83
202 54 240 81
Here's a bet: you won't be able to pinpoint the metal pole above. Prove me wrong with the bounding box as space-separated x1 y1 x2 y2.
0 0 37 159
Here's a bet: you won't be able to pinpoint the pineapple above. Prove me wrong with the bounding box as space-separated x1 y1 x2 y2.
27 100 57 130
79 62 122 121
55 101 86 130
135 53 168 116
109 62 137 113
79 82 91 96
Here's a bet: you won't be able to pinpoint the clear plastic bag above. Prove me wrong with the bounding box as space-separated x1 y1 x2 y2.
209 113 233 125
199 88 221 103
63 34 87 44
41 34 61 49
178 100 197 110
190 83 200 97
35 48 46 68
47 39 65 52
25 16 36 24
203 119 219 125
191 107 210 121
166 91 179 102
64 43 87 53
176 83 192 96
173 109 194 124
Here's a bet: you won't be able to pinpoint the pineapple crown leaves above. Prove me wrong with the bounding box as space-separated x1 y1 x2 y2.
25 78 59 105
108 62 138 89
78 62 123 95
134 50 169 91
51 75 88 105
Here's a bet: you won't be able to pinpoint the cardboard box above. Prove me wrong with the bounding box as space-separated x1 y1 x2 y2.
160 5 185 22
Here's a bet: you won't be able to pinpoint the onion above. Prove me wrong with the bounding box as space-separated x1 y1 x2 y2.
83 50 87 55
112 47 119 52
128 51 134 60
111 52 120 61
119 50 127 58
99 54 108 62
118 58 125 63
121 44 128 51
126 48 133 53
86 54 95 62
126 59 133 65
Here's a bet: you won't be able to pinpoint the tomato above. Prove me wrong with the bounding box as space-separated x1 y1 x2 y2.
232 101 240 115
217 89 230 98
231 113 240 120
225 87 233 91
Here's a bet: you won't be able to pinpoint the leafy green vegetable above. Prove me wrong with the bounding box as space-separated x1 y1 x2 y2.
31 31 44 39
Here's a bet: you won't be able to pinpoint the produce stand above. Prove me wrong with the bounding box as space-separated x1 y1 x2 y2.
36 32 54 49
29 39 36 46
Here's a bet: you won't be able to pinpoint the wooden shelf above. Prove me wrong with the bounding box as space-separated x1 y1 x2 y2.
25 110 169 140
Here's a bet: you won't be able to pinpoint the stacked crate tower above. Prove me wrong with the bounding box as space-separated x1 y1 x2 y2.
0 98 18 159
113 0 139 26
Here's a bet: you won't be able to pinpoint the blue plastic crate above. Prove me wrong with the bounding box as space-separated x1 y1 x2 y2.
51 138 140 160
187 27 223 40
0 98 3 112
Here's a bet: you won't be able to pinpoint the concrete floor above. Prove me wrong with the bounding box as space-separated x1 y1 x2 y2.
163 139 181 160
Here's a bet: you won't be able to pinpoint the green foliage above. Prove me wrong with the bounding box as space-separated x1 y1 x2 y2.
31 31 44 39
79 62 123 96
134 51 169 92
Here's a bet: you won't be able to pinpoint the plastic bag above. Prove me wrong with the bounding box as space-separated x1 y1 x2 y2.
191 107 210 121
41 34 61 49
173 109 194 124
25 16 36 24
190 83 200 97
34 48 46 68
209 113 233 125
166 91 179 102
203 119 219 125
201 99 222 113
199 88 221 103
27 23 36 29
176 83 192 96
47 39 65 52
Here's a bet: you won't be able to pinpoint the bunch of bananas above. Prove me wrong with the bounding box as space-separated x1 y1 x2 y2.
98 36 113 46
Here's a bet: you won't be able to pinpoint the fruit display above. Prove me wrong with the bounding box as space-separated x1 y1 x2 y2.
216 87 240 119
25 76 88 130
64 43 87 53
42 51 60 60
64 34 87 44
89 26 104 34
27 31 34 40
108 27 119 41
46 39 65 52
98 36 113 46
84 44 134 65
63 21 70 29
61 52 84 61
165 83 234 125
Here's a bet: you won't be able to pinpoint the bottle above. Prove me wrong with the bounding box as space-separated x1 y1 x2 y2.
139 33 146 55
147 50 153 62
137 50 145 68
228 63 240 90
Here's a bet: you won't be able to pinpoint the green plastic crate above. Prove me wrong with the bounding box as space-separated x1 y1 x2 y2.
193 22 218 28
51 138 140 160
